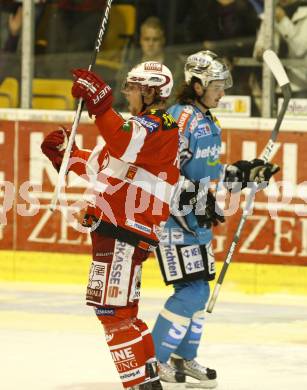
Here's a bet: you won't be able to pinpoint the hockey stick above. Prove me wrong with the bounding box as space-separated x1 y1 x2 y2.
206 50 291 313
49 0 113 212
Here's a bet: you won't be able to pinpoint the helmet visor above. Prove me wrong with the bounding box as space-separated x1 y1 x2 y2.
121 81 143 94
206 72 233 90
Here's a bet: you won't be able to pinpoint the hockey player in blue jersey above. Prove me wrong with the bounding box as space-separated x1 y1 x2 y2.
151 51 280 388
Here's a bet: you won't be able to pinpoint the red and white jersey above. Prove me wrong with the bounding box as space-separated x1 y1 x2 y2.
69 108 179 247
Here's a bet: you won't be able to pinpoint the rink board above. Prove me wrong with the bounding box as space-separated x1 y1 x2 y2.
0 249 307 295
0 109 306 279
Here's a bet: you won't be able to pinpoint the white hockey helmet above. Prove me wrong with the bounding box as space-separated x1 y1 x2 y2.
125 61 173 99
184 50 233 89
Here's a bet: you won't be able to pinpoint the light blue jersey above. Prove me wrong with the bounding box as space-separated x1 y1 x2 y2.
161 103 223 246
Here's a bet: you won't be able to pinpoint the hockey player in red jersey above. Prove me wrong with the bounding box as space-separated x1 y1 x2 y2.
41 62 179 390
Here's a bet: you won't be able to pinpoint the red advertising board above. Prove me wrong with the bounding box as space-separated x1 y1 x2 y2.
0 117 306 265
0 120 15 249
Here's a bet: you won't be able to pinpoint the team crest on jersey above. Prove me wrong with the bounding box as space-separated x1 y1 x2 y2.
133 115 160 133
125 165 138 181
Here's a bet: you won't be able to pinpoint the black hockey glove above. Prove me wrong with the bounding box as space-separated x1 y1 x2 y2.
194 188 225 228
173 179 225 229
224 159 280 192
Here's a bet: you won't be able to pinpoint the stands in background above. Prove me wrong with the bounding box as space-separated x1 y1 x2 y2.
32 79 74 110
96 4 137 71
0 77 19 108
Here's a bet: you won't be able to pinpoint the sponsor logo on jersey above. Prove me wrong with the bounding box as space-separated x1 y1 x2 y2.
195 145 220 161
159 230 170 244
161 245 182 280
105 241 134 306
129 265 142 302
171 228 184 244
86 262 108 305
95 251 114 257
112 346 140 375
108 242 130 288
125 219 152 234
108 286 120 298
194 123 212 138
144 62 162 71
162 112 177 129
133 115 160 133
95 307 115 316
180 245 205 274
206 241 216 274
177 111 191 132
125 165 138 181
120 368 142 380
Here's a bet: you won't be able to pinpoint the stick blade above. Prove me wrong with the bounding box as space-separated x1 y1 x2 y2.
263 49 290 87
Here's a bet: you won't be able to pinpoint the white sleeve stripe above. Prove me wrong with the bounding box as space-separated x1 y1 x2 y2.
77 78 97 94
120 121 147 163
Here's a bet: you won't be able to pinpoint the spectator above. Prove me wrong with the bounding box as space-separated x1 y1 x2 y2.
180 0 260 96
248 0 264 17
0 1 47 84
182 0 259 54
3 2 22 53
114 16 184 111
45 0 106 53
2 1 47 53
254 0 307 98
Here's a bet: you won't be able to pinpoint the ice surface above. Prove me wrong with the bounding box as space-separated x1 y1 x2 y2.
1 282 306 390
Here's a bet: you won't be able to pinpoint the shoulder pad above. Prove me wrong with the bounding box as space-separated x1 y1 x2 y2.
149 109 178 130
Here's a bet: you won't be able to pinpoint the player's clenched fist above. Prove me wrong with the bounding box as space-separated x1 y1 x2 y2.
71 69 113 117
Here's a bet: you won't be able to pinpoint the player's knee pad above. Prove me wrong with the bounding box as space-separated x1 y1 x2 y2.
170 280 210 316
191 280 210 309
